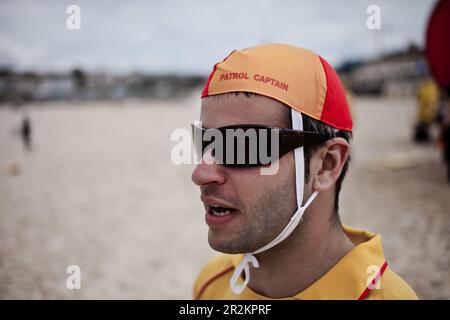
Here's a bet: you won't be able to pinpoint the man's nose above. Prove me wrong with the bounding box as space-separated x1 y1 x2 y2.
191 149 226 186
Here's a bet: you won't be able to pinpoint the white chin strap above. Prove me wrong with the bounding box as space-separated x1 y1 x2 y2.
230 109 319 294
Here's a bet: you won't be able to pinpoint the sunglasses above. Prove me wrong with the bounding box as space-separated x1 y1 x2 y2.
191 123 332 167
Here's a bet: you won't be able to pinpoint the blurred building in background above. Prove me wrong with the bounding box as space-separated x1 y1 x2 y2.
0 68 205 104
338 44 429 97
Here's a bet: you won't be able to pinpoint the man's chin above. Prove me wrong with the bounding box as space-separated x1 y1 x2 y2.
208 233 246 254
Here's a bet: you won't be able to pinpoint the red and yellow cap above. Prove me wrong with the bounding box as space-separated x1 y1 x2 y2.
201 43 352 132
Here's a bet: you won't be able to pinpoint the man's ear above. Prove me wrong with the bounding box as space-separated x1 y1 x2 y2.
312 138 350 192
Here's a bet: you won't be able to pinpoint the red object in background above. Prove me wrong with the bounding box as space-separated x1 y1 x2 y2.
426 0 450 88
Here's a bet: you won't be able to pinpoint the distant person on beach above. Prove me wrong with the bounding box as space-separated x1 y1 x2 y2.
191 44 418 300
413 78 439 143
21 114 32 152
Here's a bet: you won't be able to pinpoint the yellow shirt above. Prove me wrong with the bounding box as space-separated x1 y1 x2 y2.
193 225 419 300
417 79 439 124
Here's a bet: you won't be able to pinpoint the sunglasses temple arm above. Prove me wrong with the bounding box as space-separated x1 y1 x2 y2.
279 132 330 156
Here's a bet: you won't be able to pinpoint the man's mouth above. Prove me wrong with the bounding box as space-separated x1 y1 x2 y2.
202 196 239 227
209 205 236 217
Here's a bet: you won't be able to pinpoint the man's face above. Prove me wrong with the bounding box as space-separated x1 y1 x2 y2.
191 93 299 254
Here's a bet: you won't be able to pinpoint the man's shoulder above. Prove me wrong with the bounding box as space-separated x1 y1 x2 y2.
193 254 237 299
367 267 419 300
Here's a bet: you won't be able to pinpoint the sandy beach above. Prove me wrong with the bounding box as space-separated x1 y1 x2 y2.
0 93 449 299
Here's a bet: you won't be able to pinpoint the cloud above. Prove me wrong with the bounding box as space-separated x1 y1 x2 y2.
0 0 438 74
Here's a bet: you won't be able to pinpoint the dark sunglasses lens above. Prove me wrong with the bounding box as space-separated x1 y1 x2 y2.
192 125 280 167
224 128 277 167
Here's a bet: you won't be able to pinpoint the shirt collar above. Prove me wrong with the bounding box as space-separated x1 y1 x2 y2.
230 225 386 300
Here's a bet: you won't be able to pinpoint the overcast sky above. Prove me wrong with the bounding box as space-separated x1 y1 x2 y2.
0 0 438 75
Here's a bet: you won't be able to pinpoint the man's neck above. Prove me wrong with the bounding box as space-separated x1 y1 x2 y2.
247 220 354 298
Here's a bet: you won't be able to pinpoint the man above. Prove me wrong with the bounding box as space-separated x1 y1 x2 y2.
191 44 418 300
414 77 439 143
21 113 32 152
